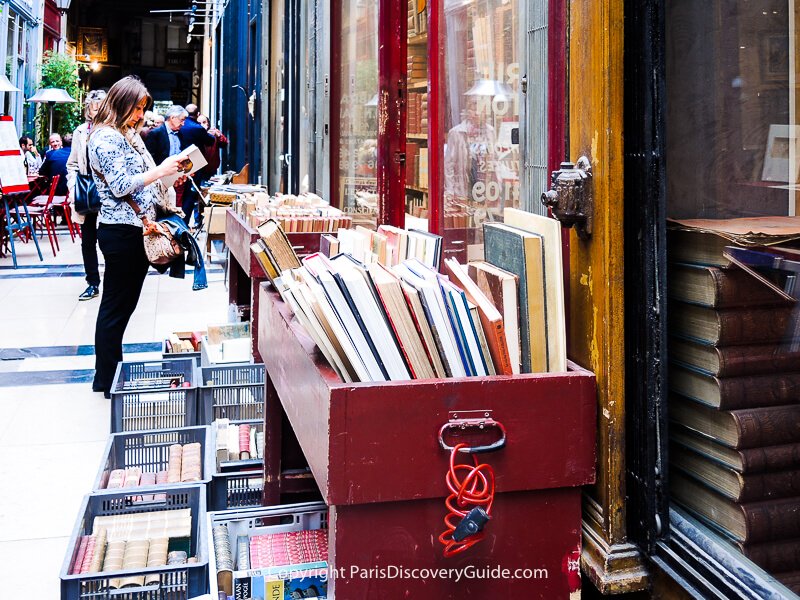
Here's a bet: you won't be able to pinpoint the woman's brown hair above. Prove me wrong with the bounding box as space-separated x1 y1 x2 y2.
92 76 152 132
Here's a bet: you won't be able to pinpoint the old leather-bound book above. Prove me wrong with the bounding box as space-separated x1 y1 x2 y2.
669 395 800 448
671 469 800 543
670 338 800 378
669 366 800 409
669 302 796 346
668 263 789 308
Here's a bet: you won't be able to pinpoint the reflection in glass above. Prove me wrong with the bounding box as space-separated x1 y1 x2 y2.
338 0 378 228
441 0 520 258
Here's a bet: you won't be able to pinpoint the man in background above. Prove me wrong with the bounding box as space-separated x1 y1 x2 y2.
20 136 41 174
144 105 186 165
47 132 63 153
39 133 71 197
177 103 215 226
196 113 228 228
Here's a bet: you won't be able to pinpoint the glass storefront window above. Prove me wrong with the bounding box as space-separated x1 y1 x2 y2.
439 0 521 258
666 3 800 594
337 0 378 228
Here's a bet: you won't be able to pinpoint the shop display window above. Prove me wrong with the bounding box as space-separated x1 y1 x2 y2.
436 0 522 259
665 2 800 595
336 0 379 228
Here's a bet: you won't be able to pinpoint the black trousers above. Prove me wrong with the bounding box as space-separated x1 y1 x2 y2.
93 224 150 394
80 212 100 287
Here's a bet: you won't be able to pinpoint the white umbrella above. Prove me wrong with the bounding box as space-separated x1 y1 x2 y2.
28 87 77 134
0 74 20 93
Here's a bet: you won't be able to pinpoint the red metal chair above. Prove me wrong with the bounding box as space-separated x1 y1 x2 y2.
24 175 60 256
30 178 79 241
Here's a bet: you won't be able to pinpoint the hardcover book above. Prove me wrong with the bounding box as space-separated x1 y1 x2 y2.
668 263 789 308
670 443 800 502
670 365 800 410
669 302 796 346
483 222 547 373
669 395 800 449
670 337 800 378
671 469 800 543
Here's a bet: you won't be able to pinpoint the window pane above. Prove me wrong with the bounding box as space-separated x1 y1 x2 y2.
440 0 521 259
666 3 800 594
337 0 378 228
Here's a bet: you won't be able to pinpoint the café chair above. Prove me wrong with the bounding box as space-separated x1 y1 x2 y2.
24 175 60 257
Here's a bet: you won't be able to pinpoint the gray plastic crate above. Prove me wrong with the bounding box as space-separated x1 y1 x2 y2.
110 359 200 433
198 363 264 423
60 485 208 600
209 419 264 510
209 469 264 511
93 426 213 493
207 502 327 599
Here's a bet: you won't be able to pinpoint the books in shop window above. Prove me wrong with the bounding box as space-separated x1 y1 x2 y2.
668 263 790 308
669 337 800 378
669 364 800 410
671 468 800 543
669 394 800 449
669 302 796 346
670 442 800 503
672 424 800 474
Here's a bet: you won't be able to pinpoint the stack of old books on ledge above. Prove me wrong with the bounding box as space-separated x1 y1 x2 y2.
251 208 567 382
667 216 800 592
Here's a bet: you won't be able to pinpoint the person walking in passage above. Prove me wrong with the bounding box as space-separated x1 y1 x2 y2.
67 89 107 300
88 76 183 397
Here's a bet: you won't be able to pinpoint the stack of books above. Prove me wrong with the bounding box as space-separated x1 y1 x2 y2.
259 209 567 383
666 221 800 589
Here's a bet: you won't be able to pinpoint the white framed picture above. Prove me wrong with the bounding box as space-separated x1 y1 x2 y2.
762 124 800 182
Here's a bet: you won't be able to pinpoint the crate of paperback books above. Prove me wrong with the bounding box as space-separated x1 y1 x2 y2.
208 502 328 599
110 358 200 433
93 426 213 493
60 485 208 600
209 419 264 510
198 363 265 423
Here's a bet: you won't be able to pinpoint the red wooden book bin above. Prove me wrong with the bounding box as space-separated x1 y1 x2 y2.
257 281 597 598
225 209 323 362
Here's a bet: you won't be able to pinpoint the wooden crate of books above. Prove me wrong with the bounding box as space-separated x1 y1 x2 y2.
257 282 596 598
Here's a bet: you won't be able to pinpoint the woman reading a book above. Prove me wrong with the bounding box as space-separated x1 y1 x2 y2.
88 76 186 397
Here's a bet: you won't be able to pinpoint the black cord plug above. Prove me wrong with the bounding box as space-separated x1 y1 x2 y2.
452 507 491 542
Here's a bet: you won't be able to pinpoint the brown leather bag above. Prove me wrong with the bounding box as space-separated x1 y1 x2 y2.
124 198 182 265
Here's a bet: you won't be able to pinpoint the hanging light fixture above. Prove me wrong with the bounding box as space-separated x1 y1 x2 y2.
53 0 72 14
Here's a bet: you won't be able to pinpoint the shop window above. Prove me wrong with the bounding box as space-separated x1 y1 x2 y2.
336 0 379 228
436 0 522 260
664 1 800 595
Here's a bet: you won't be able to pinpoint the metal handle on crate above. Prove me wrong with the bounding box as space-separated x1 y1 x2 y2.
438 412 507 454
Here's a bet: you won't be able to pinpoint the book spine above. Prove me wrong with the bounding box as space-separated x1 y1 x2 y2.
716 308 793 345
745 498 800 543
735 407 800 448
717 346 800 378
718 373 800 410
740 444 800 474
739 470 800 502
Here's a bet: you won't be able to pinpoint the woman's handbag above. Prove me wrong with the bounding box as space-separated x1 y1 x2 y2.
124 198 183 265
73 172 102 215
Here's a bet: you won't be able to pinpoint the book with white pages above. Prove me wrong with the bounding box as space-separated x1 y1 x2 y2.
282 275 353 383
439 278 488 377
316 270 388 381
329 254 411 380
294 267 372 382
398 278 448 378
161 144 208 188
395 262 466 377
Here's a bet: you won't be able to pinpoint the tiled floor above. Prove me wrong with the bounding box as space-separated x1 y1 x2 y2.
0 229 230 597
